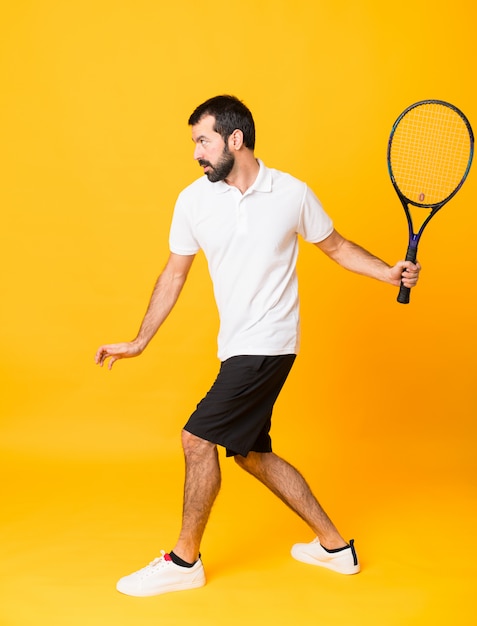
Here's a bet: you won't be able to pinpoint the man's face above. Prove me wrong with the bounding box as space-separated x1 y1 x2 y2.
192 115 235 183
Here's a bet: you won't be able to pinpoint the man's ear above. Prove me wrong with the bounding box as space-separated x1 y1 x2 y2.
229 129 244 151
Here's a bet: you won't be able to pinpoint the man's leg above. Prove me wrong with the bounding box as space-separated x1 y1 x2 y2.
171 429 222 563
234 451 346 549
115 429 217 597
234 450 360 574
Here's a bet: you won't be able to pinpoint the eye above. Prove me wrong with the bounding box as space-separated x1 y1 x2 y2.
200 139 209 146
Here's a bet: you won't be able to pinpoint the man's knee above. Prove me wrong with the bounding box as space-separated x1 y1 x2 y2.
234 451 263 471
181 429 216 457
234 453 247 469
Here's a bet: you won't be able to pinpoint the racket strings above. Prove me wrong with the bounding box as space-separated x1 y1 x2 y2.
390 103 471 205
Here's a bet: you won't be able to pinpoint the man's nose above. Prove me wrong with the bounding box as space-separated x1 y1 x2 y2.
193 144 203 160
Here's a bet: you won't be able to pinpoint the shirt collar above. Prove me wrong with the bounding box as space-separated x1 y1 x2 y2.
212 159 271 194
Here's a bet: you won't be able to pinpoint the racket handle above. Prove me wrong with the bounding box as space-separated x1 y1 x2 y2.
397 246 417 305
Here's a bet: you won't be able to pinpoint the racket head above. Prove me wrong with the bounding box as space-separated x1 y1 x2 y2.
387 100 474 208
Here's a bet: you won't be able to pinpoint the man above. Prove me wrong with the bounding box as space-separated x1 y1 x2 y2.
95 95 420 597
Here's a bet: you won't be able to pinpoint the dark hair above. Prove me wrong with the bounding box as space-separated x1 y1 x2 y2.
188 95 255 150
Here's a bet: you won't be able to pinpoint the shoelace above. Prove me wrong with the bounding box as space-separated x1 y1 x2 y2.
140 551 172 576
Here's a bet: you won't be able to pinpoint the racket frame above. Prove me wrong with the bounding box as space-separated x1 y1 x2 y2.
387 99 474 303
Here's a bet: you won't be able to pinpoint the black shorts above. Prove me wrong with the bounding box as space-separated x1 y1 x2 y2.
183 354 296 457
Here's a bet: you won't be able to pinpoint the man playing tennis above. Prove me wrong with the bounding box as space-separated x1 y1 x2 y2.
95 95 420 597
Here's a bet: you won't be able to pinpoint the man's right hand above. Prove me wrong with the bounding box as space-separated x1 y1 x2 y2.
95 341 143 370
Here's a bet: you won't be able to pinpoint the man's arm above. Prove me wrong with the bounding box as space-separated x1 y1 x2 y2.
315 229 420 288
95 252 195 370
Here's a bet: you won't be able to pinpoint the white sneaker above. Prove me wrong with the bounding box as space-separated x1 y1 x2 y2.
116 551 206 597
291 538 360 575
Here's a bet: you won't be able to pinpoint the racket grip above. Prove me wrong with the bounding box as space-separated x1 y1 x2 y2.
397 246 417 305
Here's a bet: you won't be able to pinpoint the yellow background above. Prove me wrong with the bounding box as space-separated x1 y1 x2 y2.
1 1 476 625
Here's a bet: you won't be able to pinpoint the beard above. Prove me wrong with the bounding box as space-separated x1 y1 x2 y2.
199 145 235 183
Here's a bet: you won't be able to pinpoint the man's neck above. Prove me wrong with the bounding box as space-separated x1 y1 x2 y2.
224 157 260 195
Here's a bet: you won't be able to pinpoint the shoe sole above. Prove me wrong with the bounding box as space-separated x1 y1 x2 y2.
116 576 206 597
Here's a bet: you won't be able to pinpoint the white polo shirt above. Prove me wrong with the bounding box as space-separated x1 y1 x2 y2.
169 160 333 361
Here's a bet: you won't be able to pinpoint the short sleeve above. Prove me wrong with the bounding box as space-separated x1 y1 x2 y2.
169 192 201 255
297 185 334 243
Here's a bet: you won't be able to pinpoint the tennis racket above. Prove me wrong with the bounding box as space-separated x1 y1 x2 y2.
387 99 474 304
